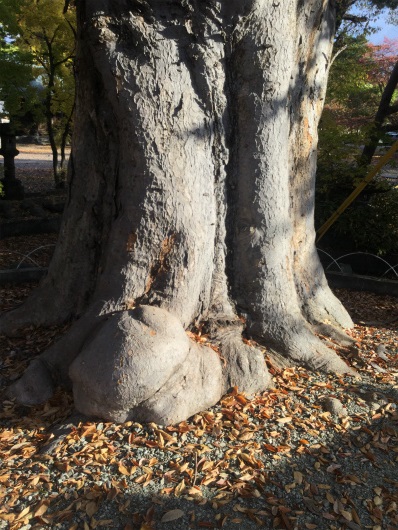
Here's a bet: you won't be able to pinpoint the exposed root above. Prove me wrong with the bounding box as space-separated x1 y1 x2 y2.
39 412 88 456
6 358 54 406
6 299 356 426
216 327 271 396
65 306 235 424
250 319 356 376
302 289 354 330
0 283 78 336
6 304 273 424
266 349 295 371
6 313 105 406
314 322 356 348
128 341 223 425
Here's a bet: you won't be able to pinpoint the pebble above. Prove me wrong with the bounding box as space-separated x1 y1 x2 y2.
376 344 389 361
321 396 347 416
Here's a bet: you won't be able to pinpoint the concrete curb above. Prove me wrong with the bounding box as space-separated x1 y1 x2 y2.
0 267 47 285
326 271 398 297
0 217 61 239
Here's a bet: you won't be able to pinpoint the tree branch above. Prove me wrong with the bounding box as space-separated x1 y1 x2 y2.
342 14 368 24
329 45 348 71
386 102 398 116
359 60 398 167
66 18 77 40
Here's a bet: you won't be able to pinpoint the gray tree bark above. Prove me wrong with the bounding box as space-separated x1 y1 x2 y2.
1 0 355 425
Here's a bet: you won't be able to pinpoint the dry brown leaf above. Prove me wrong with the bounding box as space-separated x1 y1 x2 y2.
161 509 185 523
341 509 353 521
0 514 16 523
276 417 292 423
15 506 30 521
174 479 186 496
118 464 130 475
263 443 278 452
139 524 153 530
86 501 98 517
293 471 303 484
238 431 254 441
34 501 50 517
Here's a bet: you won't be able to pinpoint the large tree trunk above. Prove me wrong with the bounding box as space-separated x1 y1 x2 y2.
1 0 355 425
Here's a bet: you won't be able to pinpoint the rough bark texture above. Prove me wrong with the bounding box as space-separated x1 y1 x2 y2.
2 0 355 425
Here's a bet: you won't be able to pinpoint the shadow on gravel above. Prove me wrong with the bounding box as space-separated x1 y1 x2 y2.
0 372 397 530
0 287 397 529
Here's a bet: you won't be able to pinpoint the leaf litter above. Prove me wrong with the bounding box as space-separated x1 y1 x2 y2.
0 283 397 530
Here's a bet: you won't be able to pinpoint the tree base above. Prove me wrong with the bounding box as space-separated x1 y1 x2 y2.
6 306 271 425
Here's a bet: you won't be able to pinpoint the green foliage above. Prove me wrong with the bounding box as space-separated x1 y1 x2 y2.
316 10 398 256
0 0 76 182
316 180 398 255
328 36 379 117
316 113 398 255
0 27 40 131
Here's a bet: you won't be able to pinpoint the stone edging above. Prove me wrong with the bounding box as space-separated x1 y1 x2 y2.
0 267 47 284
326 271 398 297
0 217 61 239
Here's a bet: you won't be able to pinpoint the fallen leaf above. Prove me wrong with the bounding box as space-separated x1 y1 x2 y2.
34 501 50 517
276 417 292 423
161 509 185 523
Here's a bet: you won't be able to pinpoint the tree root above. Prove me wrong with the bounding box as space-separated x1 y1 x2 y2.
216 328 271 396
6 313 105 405
0 286 73 337
297 275 354 331
251 320 357 376
6 306 273 424
314 322 356 348
69 307 272 424
6 358 55 405
39 412 88 456
5 303 356 425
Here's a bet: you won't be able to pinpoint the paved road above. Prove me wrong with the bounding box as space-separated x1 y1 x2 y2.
0 145 70 169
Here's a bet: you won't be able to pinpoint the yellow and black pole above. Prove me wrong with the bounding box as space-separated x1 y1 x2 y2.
316 139 398 243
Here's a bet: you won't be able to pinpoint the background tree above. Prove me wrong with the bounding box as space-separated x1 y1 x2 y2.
0 25 43 134
1 0 397 425
358 39 398 167
316 30 398 254
0 0 76 186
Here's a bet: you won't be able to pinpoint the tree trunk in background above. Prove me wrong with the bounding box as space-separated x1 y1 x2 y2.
359 60 398 169
1 0 355 425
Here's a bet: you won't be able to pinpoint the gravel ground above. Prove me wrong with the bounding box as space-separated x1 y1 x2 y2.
0 152 397 530
0 287 397 530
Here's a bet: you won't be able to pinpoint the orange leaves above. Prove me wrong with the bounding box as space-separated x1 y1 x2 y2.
1 288 398 530
238 430 254 442
276 416 293 424
263 443 278 453
118 463 135 476
33 500 50 518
